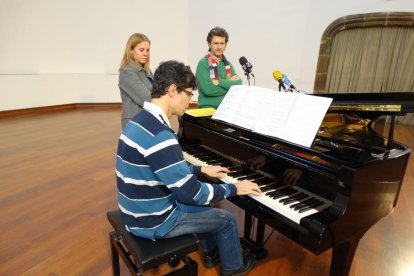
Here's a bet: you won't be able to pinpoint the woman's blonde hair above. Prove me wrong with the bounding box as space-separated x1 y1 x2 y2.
119 33 151 73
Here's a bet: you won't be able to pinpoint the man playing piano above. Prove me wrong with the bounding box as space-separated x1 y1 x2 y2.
116 60 262 276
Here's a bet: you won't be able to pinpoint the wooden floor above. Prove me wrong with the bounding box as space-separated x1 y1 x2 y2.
0 107 413 276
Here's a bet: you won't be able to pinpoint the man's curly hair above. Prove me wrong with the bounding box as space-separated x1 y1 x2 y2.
151 60 198 98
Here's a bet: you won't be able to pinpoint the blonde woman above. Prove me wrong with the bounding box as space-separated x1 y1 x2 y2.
119 33 153 129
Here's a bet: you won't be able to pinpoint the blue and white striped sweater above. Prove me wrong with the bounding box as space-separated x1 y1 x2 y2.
116 109 236 240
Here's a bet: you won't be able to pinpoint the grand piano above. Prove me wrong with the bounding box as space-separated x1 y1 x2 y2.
178 92 414 276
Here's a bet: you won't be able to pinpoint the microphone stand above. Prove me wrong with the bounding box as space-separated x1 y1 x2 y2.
244 71 255 86
245 72 251 86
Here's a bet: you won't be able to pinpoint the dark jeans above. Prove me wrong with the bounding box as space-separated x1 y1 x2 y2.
157 204 243 271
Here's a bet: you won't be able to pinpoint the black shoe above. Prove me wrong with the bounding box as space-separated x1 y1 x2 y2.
202 249 220 269
220 252 256 276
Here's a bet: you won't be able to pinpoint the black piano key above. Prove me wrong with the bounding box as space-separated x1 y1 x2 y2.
237 173 263 181
293 198 320 211
290 197 314 210
226 168 245 175
259 178 278 185
297 200 324 213
228 170 255 177
266 186 291 196
228 165 243 170
210 157 229 162
257 182 278 188
305 199 324 208
281 193 307 205
298 206 313 213
258 181 278 187
279 192 301 203
184 147 207 154
261 185 276 192
275 186 292 192
279 192 305 203
264 190 278 197
219 161 234 167
208 158 230 165
250 176 267 182
290 193 308 202
268 188 297 199
269 193 289 200
198 154 221 161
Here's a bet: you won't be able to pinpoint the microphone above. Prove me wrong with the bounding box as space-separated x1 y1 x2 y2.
272 70 286 91
273 70 297 92
239 56 253 76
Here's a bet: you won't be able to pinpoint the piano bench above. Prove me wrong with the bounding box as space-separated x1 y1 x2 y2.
107 210 199 276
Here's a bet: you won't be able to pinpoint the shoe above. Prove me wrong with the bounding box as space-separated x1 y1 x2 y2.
202 249 220 269
219 251 256 276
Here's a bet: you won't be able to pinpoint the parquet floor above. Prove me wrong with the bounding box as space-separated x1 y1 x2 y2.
0 107 413 276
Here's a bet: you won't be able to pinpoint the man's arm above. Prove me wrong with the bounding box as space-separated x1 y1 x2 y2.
145 131 237 205
217 63 242 90
196 59 229 97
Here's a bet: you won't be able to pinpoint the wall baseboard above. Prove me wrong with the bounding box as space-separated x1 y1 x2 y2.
0 103 121 118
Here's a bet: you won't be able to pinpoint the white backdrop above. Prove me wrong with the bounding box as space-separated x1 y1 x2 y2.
188 0 414 93
1 0 413 111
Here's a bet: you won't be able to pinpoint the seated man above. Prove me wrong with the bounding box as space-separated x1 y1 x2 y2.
196 27 242 109
116 60 261 275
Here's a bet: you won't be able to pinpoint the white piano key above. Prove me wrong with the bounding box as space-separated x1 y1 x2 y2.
183 148 332 224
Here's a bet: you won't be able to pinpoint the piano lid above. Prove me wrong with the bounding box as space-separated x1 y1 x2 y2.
313 92 414 115
181 92 413 174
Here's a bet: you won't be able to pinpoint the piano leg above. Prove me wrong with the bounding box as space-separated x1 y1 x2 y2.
240 213 268 260
330 236 361 276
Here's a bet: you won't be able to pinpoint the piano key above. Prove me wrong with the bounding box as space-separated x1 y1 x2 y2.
298 200 324 213
237 173 263 181
267 191 292 200
260 185 277 192
183 146 332 224
258 181 278 187
294 199 322 213
228 170 255 178
259 178 279 185
249 188 332 224
218 161 234 167
292 198 317 210
208 159 231 165
248 176 267 182
280 193 307 205
289 193 308 202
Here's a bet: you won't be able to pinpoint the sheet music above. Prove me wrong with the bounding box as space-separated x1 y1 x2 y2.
212 85 333 148
277 93 333 147
211 85 246 122
254 92 297 137
232 87 273 129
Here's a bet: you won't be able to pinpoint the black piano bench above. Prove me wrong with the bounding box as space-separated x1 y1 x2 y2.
107 210 199 276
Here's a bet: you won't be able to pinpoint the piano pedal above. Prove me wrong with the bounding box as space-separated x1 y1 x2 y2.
240 237 268 260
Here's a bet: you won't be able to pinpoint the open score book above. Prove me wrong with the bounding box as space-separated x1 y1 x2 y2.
211 85 333 148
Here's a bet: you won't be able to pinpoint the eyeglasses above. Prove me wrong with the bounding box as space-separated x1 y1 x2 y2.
181 89 194 99
211 42 226 46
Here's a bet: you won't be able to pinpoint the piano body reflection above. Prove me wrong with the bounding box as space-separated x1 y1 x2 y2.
179 92 414 275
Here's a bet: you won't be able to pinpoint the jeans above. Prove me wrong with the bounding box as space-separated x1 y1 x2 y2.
156 204 243 271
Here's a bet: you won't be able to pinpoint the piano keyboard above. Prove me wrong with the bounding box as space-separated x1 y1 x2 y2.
182 144 332 224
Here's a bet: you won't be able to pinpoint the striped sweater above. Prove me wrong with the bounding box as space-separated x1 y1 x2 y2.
116 103 237 240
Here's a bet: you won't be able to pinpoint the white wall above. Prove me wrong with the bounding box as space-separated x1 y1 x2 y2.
188 0 414 93
1 0 413 111
0 0 189 111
